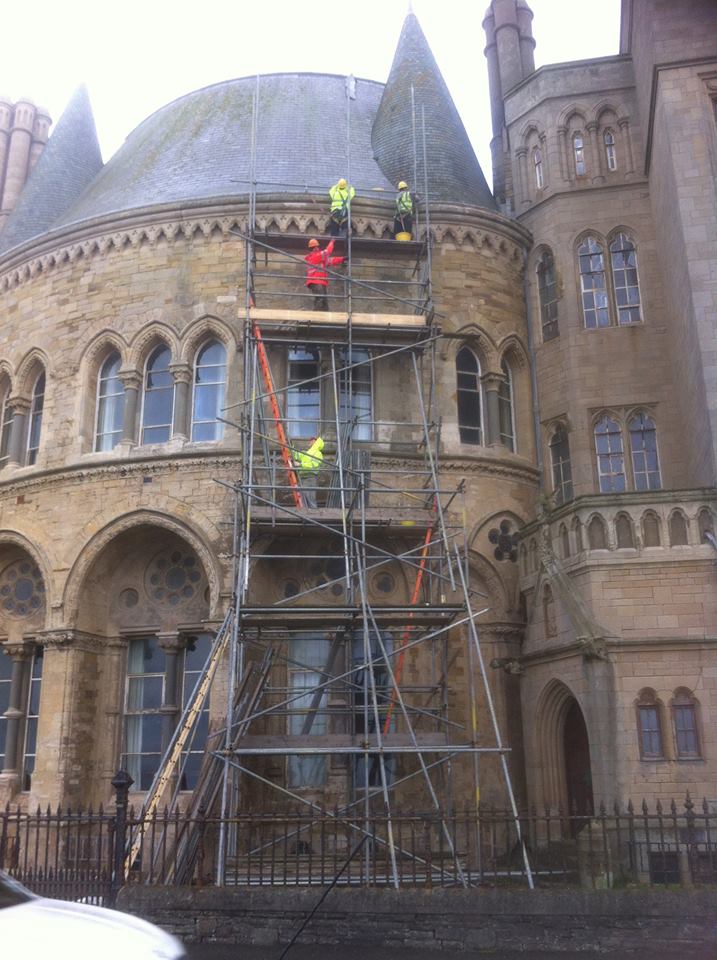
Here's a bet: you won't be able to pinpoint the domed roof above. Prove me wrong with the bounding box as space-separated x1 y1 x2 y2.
0 13 495 255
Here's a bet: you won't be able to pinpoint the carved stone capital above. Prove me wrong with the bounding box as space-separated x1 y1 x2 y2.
480 372 505 391
118 369 142 391
169 363 192 386
7 395 31 415
0 640 35 660
157 632 186 653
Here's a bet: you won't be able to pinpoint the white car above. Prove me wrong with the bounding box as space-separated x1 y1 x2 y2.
0 870 185 960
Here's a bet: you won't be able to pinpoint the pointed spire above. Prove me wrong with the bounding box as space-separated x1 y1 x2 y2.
0 85 103 255
372 12 495 208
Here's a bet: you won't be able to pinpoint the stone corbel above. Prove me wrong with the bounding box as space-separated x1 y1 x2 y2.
490 656 525 676
576 636 609 662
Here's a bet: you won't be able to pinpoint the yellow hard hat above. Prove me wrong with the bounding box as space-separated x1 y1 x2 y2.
398 181 408 190
338 178 347 189
308 238 319 249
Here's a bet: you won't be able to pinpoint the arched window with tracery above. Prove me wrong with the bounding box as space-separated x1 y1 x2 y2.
642 511 661 547
610 233 642 325
594 415 625 492
671 688 701 759
573 132 586 176
615 513 634 549
26 371 45 465
603 130 617 171
498 359 515 452
533 145 544 189
456 346 483 445
549 425 573 505
636 689 664 760
191 340 227 442
537 249 558 341
578 236 609 328
141 345 174 445
629 412 661 490
669 511 689 546
95 352 125 452
0 382 14 470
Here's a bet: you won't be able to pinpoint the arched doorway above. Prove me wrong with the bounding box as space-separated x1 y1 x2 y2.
563 698 594 817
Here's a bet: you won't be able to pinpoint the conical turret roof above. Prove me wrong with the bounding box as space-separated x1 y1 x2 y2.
372 13 495 209
0 85 103 254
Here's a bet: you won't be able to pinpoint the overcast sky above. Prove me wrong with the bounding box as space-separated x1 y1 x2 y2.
1 0 621 189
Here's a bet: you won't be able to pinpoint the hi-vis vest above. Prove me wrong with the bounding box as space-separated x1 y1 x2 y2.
396 190 413 215
295 436 324 473
329 183 355 212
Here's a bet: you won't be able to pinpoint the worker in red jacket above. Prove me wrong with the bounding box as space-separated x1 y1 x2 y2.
304 238 344 311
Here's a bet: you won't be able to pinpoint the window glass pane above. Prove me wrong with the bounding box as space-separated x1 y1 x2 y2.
578 237 609 328
180 633 212 791
141 347 173 444
629 413 662 491
191 341 226 442
124 637 165 789
594 416 625 492
0 395 14 470
498 361 515 451
550 427 573 505
352 631 394 788
339 349 372 441
288 634 329 787
639 706 663 758
22 648 43 791
673 704 699 758
27 372 45 465
287 346 320 438
610 234 642 325
0 652 11 769
537 251 558 341
573 133 585 175
456 348 482 445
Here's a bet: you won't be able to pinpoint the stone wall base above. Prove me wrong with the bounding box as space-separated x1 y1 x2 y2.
117 886 717 955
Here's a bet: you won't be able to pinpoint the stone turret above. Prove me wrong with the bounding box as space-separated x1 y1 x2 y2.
0 98 52 231
483 0 536 205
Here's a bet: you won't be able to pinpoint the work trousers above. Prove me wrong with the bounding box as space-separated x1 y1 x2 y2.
307 283 329 311
301 472 319 509
394 213 413 237
329 209 348 236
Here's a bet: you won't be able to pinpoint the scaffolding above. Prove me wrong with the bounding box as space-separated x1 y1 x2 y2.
128 75 533 890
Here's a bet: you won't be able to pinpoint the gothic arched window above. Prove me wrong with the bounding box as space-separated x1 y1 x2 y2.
636 688 664 760
610 233 642 325
669 511 689 546
671 688 701 759
629 412 661 490
594 415 625 492
533 145 544 189
549 425 573 505
456 347 483 445
642 511 661 547
287 345 320 438
26 371 45 465
95 352 125 452
615 513 634 549
573 133 586 176
141 345 174 445
537 249 558 341
604 130 617 171
191 340 227 442
578 236 609 328
498 359 515 452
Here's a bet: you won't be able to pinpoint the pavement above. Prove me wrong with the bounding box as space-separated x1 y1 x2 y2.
185 946 692 960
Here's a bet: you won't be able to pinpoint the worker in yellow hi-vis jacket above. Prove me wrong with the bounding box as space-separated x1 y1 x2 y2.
294 436 324 508
328 178 355 236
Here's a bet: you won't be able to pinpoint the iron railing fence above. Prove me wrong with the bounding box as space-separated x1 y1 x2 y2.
1 793 715 903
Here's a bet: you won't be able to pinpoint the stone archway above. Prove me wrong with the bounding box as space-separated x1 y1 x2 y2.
535 679 594 817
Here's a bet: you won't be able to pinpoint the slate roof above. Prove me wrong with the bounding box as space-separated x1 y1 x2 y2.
0 86 103 254
0 14 494 256
373 13 495 209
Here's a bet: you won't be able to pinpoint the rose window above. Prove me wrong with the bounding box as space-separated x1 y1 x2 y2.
145 550 203 607
0 560 45 618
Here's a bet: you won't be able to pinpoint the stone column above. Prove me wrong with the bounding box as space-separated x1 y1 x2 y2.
618 117 635 175
515 147 528 207
1 100 35 216
482 372 503 446
557 126 570 183
170 363 192 440
29 108 51 172
119 370 141 447
0 99 13 229
0 642 33 797
7 396 30 467
586 122 604 183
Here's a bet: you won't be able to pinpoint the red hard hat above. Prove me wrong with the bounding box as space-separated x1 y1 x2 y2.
308 238 319 248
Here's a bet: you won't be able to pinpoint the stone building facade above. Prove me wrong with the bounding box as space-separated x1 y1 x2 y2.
0 0 714 829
